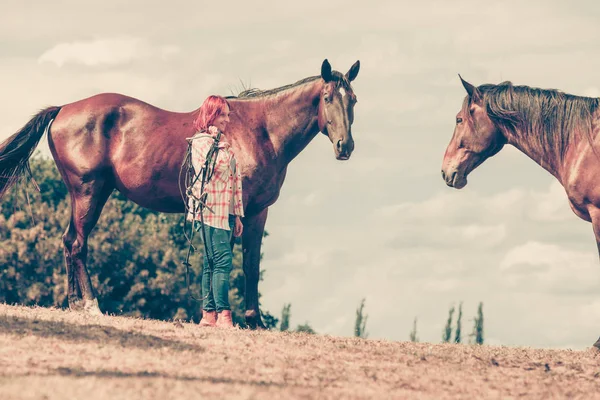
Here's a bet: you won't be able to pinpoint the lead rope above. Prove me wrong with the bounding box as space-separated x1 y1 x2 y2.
179 131 222 302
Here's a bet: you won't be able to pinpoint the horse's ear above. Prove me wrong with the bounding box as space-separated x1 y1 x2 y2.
321 59 333 82
346 60 360 82
459 74 482 104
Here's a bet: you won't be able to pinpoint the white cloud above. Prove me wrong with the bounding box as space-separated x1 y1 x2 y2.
38 37 180 67
576 300 600 330
285 192 321 208
271 40 292 53
423 278 461 293
463 223 507 244
376 181 574 227
499 241 600 294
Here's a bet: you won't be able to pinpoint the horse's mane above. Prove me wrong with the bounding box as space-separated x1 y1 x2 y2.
464 81 600 159
228 72 352 99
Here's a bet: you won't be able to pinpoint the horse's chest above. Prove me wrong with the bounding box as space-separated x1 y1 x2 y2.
563 147 600 214
564 175 595 222
244 166 287 209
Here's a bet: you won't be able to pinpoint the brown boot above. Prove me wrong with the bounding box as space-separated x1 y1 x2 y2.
216 310 234 328
199 310 217 327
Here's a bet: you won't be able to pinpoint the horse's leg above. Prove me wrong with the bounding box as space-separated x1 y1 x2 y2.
63 217 82 310
63 176 113 316
589 207 600 349
242 208 268 329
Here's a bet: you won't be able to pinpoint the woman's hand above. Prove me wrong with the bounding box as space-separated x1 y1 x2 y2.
234 216 243 237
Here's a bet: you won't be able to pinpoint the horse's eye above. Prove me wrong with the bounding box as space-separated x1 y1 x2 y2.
456 117 463 124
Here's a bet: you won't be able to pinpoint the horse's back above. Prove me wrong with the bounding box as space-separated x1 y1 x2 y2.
48 93 195 213
50 92 192 156
62 92 163 110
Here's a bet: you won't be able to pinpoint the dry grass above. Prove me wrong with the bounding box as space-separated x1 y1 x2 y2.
1 303 599 399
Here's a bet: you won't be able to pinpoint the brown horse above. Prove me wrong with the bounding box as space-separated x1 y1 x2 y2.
0 59 361 328
441 76 600 348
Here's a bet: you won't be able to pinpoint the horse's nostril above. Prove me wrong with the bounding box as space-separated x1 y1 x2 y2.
337 139 343 152
450 171 457 182
441 170 446 180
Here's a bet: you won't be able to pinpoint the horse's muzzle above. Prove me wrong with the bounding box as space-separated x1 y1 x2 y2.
335 139 354 160
441 168 467 189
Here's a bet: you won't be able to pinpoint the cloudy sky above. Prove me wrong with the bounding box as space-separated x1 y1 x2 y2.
2 0 600 349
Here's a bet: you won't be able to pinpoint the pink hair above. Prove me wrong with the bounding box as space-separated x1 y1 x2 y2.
193 95 230 132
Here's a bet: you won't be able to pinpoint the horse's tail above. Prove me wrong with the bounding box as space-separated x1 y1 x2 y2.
0 106 61 199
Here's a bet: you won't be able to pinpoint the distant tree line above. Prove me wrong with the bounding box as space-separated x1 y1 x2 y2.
409 301 484 345
278 303 316 334
277 298 370 337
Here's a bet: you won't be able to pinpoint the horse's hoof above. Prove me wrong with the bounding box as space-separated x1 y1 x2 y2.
593 337 600 350
83 298 103 317
68 298 84 312
245 310 266 330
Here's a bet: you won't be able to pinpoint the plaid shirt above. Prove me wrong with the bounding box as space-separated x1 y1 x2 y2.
187 131 244 230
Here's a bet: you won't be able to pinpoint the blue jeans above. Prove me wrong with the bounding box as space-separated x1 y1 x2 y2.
195 215 235 312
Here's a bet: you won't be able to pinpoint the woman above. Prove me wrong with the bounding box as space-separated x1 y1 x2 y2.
187 95 244 328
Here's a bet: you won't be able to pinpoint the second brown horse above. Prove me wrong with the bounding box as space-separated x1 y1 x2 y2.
442 76 600 347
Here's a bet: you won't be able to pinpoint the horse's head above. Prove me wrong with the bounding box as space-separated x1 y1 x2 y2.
441 76 506 189
318 59 360 160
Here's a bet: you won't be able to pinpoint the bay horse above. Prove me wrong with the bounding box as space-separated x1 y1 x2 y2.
441 76 600 348
0 59 361 328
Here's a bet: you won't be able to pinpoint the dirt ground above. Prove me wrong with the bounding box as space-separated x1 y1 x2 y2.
0 303 599 399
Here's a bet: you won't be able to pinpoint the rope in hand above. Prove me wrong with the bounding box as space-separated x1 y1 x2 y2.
178 130 222 302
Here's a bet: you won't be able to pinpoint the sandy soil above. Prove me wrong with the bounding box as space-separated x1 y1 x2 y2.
0 303 599 399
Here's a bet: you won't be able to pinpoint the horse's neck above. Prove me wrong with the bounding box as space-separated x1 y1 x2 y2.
502 97 600 184
505 126 564 183
263 80 323 167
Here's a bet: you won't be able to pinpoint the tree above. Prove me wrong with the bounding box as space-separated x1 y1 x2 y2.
354 298 368 338
261 311 279 330
296 322 316 334
454 302 463 344
473 302 484 345
409 317 419 343
442 305 455 343
280 303 291 331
